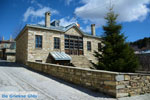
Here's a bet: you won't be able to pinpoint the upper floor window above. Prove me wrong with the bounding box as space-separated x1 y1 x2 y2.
98 43 102 51
87 41 91 51
54 37 60 49
35 35 42 48
64 34 83 55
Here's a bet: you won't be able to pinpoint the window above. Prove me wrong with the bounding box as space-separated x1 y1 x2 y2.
98 43 102 51
35 35 42 48
87 41 91 51
54 37 60 49
64 34 83 55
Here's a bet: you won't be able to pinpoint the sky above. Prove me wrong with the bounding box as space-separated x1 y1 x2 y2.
0 0 150 42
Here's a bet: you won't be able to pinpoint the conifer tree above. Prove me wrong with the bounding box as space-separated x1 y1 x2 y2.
94 9 139 72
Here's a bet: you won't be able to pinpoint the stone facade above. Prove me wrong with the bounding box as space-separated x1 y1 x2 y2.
27 61 150 98
116 74 150 97
0 50 2 59
16 25 101 67
16 29 28 64
0 40 16 61
83 36 102 63
27 61 118 97
27 28 65 63
4 49 16 62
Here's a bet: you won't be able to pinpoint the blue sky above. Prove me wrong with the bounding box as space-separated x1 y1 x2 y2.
0 0 150 42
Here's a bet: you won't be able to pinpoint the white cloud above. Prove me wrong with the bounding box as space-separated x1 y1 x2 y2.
65 0 73 5
30 0 43 8
38 20 45 25
59 17 77 26
23 7 59 22
75 0 150 26
80 26 91 33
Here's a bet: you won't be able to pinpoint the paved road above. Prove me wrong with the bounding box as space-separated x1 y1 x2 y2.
0 60 149 100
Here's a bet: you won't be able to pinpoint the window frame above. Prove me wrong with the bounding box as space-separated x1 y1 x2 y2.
98 43 102 51
64 34 83 55
87 41 91 51
35 35 42 48
54 37 60 49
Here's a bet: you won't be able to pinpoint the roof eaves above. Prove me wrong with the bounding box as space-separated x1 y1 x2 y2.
27 24 65 32
15 25 28 41
64 23 85 36
64 23 101 39
83 34 101 39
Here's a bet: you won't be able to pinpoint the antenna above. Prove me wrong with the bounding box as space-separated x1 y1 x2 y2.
10 35 13 41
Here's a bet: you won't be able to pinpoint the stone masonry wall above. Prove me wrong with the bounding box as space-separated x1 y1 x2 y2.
27 27 65 63
27 61 150 98
16 30 28 64
116 74 150 97
83 36 102 64
27 27 101 64
27 61 118 97
65 26 81 36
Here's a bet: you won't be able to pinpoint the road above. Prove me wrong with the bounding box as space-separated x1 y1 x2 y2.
0 60 149 100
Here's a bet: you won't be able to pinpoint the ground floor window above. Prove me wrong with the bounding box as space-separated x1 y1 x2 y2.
54 37 60 49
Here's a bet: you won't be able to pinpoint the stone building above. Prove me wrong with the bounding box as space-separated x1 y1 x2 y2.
0 38 16 62
16 12 102 68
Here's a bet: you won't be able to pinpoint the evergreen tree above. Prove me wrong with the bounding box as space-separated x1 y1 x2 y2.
94 9 139 72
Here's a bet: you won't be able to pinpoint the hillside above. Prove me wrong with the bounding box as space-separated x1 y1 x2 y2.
130 37 150 51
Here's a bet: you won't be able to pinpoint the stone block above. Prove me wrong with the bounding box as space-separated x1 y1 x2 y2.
129 92 136 96
104 81 116 86
102 73 112 78
86 82 91 87
116 93 129 98
116 85 125 89
86 72 92 76
124 75 130 80
116 75 124 81
75 72 81 76
98 76 111 81
147 76 150 79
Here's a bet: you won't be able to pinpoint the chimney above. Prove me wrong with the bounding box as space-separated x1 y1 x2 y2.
91 24 95 36
45 12 51 27
10 35 13 41
2 36 4 41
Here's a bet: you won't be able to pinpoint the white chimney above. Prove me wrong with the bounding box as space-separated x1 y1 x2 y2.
10 35 13 41
2 36 4 41
45 12 51 27
91 24 95 36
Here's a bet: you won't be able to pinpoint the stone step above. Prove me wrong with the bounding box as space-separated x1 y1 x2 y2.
70 55 94 69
